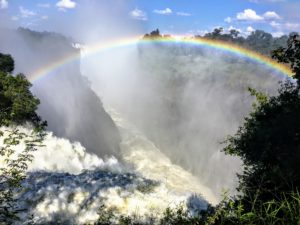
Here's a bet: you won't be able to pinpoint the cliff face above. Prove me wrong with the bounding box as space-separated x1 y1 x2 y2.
0 27 121 157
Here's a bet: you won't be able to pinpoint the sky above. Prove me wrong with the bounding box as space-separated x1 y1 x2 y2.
0 0 300 38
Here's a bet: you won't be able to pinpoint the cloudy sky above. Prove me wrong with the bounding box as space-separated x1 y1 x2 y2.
0 0 299 37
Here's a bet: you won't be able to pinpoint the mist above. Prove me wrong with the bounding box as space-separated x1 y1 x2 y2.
82 41 282 196
0 0 287 223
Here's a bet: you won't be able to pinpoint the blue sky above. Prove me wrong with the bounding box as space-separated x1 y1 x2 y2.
0 0 299 37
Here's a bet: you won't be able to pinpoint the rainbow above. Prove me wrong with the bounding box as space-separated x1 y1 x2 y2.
28 36 293 83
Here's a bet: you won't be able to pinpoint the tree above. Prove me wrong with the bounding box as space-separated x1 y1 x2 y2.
198 31 300 225
223 33 300 204
204 28 224 40
225 83 300 199
245 30 273 55
0 53 14 74
0 73 44 127
0 53 46 224
272 32 300 83
229 29 239 39
143 29 162 39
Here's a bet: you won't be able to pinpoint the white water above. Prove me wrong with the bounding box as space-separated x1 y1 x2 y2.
1 107 214 224
109 108 218 204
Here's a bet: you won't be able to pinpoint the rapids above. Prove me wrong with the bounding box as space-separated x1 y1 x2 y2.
1 108 213 224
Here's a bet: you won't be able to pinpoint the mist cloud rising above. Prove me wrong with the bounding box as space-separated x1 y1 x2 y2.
82 41 282 196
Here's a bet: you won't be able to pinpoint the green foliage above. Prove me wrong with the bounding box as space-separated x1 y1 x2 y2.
159 205 205 225
91 191 300 225
203 27 224 39
246 30 274 55
224 81 300 200
95 204 117 225
247 87 268 109
0 70 45 128
215 33 300 224
0 53 14 74
0 127 45 223
0 53 46 224
93 203 209 225
206 190 300 225
272 33 300 83
202 27 244 45
222 32 300 202
143 29 162 39
201 29 289 55
144 28 290 56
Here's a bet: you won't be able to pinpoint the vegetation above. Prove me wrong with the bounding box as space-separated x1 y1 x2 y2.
0 73 44 128
144 28 288 56
143 29 171 40
205 190 300 225
209 32 300 224
272 33 300 82
94 203 212 225
0 53 14 74
224 81 300 200
0 53 46 224
200 27 289 55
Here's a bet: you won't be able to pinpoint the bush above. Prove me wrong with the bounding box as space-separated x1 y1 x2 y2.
0 53 46 224
206 190 300 225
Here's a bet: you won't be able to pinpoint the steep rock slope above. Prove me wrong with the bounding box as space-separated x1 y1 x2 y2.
0 27 120 157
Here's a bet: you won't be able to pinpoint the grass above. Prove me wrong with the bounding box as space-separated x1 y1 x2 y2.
92 190 300 225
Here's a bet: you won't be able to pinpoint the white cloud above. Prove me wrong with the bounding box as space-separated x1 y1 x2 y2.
281 22 300 30
19 6 37 18
41 15 49 20
130 8 147 21
270 20 280 28
247 26 255 33
37 3 51 8
176 12 191 16
0 0 8 9
224 17 232 23
56 0 76 10
270 21 300 32
228 26 238 31
228 25 241 33
153 8 172 15
263 11 280 20
236 9 281 22
237 9 263 21
272 31 285 37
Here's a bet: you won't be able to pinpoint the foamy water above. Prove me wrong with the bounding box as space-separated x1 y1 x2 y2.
0 110 214 224
109 108 218 205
